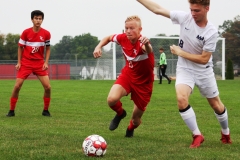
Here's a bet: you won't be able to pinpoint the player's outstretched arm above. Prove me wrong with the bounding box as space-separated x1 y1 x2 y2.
136 0 170 18
93 35 113 58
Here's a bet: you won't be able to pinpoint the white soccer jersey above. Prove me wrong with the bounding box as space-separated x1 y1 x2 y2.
170 11 218 71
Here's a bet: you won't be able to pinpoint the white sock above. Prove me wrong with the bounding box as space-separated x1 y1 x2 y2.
180 106 201 135
215 108 230 135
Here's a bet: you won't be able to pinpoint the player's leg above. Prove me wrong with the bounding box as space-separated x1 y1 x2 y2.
159 66 162 84
198 70 231 144
125 104 144 137
207 96 232 144
6 78 25 117
125 82 153 137
108 84 128 131
162 65 171 84
176 69 204 148
38 75 51 116
176 84 204 148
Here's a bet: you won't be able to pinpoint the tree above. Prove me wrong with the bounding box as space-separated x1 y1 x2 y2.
226 59 234 79
218 15 240 66
1 33 20 60
0 34 5 59
51 33 99 60
51 35 73 59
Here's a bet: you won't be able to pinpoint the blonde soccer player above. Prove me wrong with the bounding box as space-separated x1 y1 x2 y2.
93 15 154 137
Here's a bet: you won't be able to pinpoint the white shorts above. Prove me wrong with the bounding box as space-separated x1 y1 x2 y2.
175 67 219 98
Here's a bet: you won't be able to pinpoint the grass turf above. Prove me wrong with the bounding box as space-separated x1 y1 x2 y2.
0 79 239 160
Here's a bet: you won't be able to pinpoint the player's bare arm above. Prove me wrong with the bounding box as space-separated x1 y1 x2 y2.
43 46 50 70
15 46 23 70
93 35 113 58
137 0 170 18
170 45 212 65
139 36 152 53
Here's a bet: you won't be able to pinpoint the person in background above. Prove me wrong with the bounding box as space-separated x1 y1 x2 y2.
6 10 52 117
158 47 171 84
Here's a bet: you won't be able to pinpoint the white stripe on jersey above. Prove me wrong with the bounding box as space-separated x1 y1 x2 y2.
19 38 45 46
122 50 148 62
113 34 148 62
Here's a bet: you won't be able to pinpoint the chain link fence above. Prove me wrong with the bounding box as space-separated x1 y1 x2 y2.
0 37 225 80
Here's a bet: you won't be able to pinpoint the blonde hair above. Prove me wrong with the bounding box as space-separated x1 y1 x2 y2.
188 0 210 6
125 15 142 26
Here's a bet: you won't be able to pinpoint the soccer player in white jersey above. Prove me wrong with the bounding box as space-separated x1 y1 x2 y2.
6 10 52 117
137 0 232 148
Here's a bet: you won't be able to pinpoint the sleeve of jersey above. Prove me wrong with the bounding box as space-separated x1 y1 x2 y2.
170 11 189 25
45 31 51 46
18 31 27 47
111 34 122 45
203 32 218 52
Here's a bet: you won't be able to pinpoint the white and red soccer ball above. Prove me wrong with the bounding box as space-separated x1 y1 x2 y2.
82 134 107 157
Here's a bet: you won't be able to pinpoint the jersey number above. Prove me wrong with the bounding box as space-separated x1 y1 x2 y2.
32 47 40 53
179 39 184 48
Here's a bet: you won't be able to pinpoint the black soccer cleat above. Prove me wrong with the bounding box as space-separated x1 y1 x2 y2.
125 128 134 138
109 109 126 131
42 110 51 117
6 110 15 117
168 79 171 84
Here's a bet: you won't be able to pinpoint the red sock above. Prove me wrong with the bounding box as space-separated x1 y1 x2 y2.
43 97 51 110
10 97 18 110
128 120 141 131
110 101 123 116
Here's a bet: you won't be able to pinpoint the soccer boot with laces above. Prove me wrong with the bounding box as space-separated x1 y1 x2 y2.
221 132 232 144
190 134 204 148
125 128 134 138
42 110 51 117
6 110 15 117
109 109 126 131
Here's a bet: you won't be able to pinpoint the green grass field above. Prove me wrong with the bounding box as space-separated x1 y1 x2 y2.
0 80 239 160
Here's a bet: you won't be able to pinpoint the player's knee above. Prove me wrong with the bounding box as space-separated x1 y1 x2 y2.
107 96 118 106
44 85 51 93
177 95 188 108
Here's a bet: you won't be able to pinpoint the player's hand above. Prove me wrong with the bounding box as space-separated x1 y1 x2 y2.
15 63 21 70
139 36 150 45
170 45 182 56
93 47 102 58
42 63 48 70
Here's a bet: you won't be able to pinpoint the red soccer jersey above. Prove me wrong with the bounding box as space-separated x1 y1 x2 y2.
112 33 154 84
18 27 51 60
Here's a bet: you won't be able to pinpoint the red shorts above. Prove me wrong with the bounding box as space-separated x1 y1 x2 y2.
115 73 153 111
17 58 48 79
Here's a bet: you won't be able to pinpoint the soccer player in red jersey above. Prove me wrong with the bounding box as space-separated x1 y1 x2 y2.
6 10 52 117
93 15 154 137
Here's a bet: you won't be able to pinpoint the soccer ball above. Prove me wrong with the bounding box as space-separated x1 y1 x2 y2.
82 134 107 157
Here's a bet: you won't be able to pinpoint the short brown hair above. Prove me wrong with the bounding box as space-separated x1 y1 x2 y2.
159 47 164 51
125 15 142 26
188 0 210 6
